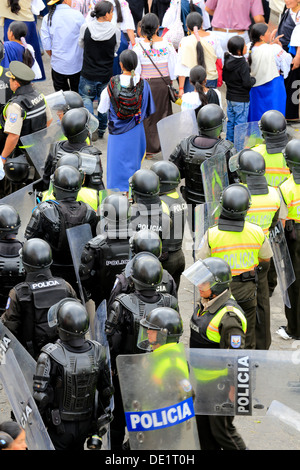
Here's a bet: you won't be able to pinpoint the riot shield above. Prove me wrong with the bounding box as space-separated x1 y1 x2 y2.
269 220 296 308
234 121 263 152
0 348 54 450
194 201 220 253
187 348 300 419
116 343 200 450
20 121 63 178
66 223 93 304
91 300 114 450
0 181 39 242
0 321 36 389
157 109 198 161
200 152 229 203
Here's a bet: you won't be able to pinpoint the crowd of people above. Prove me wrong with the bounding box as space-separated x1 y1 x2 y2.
0 0 300 453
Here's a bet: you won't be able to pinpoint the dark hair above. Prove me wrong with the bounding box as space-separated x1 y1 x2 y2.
7 0 20 15
227 35 245 56
47 0 64 27
90 0 115 19
0 432 13 450
119 49 138 88
248 23 268 69
189 65 208 106
186 12 205 70
140 13 160 46
0 422 22 441
8 21 34 68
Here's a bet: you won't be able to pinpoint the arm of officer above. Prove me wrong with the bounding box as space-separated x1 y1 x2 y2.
219 313 246 349
1 288 22 338
2 102 23 160
258 236 273 263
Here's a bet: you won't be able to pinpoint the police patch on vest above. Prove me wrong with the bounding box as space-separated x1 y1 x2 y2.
30 280 60 289
230 335 241 348
125 397 195 432
9 113 18 123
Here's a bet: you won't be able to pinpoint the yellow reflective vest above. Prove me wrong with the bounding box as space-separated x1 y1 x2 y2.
208 221 265 275
279 174 300 222
42 187 99 211
254 143 290 188
243 184 281 237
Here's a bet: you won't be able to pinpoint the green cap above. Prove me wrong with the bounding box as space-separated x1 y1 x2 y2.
6 61 35 83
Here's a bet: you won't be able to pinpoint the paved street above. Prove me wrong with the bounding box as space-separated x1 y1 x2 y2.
1 22 300 450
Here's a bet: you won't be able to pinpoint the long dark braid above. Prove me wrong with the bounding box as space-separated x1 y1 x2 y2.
47 0 64 27
7 0 20 15
248 23 268 70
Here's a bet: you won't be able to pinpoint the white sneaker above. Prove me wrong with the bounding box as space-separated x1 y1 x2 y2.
276 326 293 340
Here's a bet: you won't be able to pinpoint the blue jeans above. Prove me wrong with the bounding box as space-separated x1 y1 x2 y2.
226 100 250 143
78 75 108 136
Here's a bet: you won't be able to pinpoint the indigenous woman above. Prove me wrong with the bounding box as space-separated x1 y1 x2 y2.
0 0 46 81
1 21 42 79
133 12 177 158
98 49 155 192
247 22 292 121
175 11 223 99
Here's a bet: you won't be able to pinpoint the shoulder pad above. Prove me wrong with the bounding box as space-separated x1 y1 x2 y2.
87 234 107 249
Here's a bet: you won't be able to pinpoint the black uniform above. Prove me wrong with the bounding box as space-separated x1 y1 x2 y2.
1 268 77 359
0 238 25 315
24 199 98 291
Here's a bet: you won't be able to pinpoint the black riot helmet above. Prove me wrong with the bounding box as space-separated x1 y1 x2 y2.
129 229 162 258
0 204 21 238
150 161 181 194
4 154 30 183
51 165 82 200
61 107 90 144
101 193 131 226
48 298 89 346
259 110 287 136
283 139 300 183
20 238 52 271
230 149 265 183
197 103 225 138
128 252 163 291
130 169 160 201
138 307 183 351
219 183 251 232
56 152 80 171
62 91 84 113
201 257 232 296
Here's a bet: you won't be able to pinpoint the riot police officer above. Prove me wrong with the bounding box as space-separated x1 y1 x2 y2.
277 139 300 340
79 193 132 308
1 61 52 193
184 256 247 450
42 107 104 191
107 228 177 312
169 104 235 231
24 165 98 292
254 109 290 296
0 203 25 315
229 149 281 349
33 298 114 451
129 168 172 266
197 183 273 349
51 90 84 122
1 238 78 359
151 160 187 290
105 252 179 450
255 110 290 189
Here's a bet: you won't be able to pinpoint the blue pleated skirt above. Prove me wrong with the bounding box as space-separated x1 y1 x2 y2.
106 122 146 192
248 75 286 122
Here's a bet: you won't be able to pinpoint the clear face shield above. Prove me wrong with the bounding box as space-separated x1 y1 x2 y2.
183 259 217 294
45 90 68 121
79 153 97 175
228 152 240 174
137 319 169 352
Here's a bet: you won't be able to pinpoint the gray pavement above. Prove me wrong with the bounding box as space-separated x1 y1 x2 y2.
1 23 300 450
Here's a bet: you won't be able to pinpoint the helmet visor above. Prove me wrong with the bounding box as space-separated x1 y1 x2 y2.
228 153 240 173
79 153 97 175
183 259 217 289
137 320 167 351
45 90 67 111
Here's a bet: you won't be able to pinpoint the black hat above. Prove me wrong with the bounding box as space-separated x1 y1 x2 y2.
6 60 35 83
